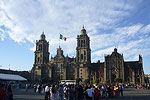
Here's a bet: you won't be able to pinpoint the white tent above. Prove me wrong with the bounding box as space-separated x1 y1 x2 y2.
0 73 27 81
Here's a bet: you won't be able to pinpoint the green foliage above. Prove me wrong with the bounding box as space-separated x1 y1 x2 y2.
114 78 122 83
41 78 46 83
94 79 100 84
105 79 110 83
84 79 90 83
41 77 51 83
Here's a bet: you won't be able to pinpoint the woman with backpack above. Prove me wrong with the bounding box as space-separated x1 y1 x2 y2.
94 87 100 100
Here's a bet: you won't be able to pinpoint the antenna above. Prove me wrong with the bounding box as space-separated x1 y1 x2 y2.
83 25 84 28
59 34 60 47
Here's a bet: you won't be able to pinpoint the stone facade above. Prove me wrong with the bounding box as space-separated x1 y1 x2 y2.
104 48 124 83
50 47 74 81
103 49 144 84
31 27 145 84
31 32 51 82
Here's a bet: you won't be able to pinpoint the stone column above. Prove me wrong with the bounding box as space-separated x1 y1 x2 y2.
104 62 107 82
132 72 135 84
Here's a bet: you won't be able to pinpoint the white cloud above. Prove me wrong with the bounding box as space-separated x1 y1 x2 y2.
115 24 143 36
92 46 115 62
30 44 36 52
91 23 150 62
0 0 135 40
0 28 5 40
140 24 150 33
1 0 149 63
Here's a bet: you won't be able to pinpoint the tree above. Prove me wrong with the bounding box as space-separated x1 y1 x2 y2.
41 77 51 83
84 79 90 84
94 79 100 84
105 79 110 83
114 78 122 83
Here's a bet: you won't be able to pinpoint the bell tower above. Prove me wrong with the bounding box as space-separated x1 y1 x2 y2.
34 32 49 65
76 26 91 64
75 26 91 81
32 32 50 81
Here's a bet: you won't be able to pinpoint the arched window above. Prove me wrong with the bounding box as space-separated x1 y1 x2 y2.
84 51 86 60
78 40 80 47
77 51 79 60
83 40 85 46
37 45 39 51
39 44 42 51
84 51 86 55
37 57 40 63
81 54 83 60
81 40 83 47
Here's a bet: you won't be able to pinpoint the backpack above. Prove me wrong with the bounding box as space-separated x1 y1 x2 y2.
94 89 100 99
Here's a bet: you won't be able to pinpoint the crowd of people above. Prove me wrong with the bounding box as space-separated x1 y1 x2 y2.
33 83 124 100
0 82 13 100
1 81 150 100
125 83 150 90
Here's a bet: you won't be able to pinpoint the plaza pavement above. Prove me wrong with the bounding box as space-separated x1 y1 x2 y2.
13 88 150 100
13 88 44 100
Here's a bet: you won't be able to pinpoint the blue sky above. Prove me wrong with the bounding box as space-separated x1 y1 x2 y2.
0 0 150 74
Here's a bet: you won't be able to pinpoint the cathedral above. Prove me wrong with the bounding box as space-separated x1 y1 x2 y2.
31 27 144 84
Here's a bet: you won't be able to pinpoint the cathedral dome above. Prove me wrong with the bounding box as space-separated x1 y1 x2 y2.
40 32 45 40
80 25 86 35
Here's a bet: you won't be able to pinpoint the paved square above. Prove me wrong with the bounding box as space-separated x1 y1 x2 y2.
13 88 150 100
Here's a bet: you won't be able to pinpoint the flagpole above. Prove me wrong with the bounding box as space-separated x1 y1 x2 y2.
59 34 60 47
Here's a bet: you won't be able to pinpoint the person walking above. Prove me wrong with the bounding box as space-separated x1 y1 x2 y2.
45 85 50 100
33 84 37 93
69 85 75 100
107 85 112 98
26 84 29 92
52 85 58 100
76 85 84 100
119 85 124 97
87 86 94 100
38 84 42 94
58 85 64 100
93 87 100 100
64 85 69 100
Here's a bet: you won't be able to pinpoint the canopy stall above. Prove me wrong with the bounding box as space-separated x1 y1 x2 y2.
0 73 27 81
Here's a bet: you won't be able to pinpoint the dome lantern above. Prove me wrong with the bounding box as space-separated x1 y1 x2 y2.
40 32 46 40
80 25 86 35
